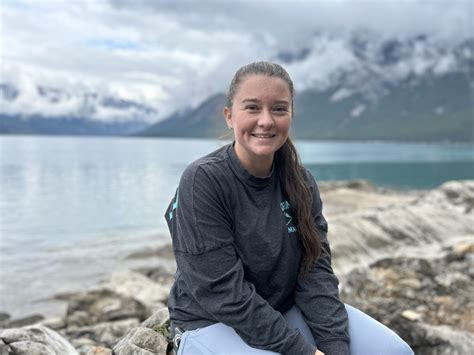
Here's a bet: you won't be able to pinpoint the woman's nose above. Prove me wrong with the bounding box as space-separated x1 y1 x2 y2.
257 109 274 127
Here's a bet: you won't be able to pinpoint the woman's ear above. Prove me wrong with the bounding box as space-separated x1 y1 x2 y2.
223 107 233 129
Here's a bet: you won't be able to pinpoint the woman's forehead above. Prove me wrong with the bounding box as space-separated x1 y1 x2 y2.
235 75 291 101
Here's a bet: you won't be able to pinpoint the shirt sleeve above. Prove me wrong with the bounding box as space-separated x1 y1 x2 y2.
294 172 350 355
167 165 316 355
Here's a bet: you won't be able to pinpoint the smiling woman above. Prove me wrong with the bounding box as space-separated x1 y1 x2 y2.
164 61 414 355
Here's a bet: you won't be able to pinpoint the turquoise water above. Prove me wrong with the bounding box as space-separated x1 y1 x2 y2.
306 161 474 189
0 135 473 318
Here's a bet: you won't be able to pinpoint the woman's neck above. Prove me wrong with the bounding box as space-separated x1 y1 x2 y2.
233 145 274 177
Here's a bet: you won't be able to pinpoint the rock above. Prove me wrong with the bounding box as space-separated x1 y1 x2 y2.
341 241 474 354
412 323 474 355
399 278 422 289
413 180 474 213
113 326 169 355
0 338 12 354
67 311 91 328
452 241 474 254
40 316 67 330
0 324 78 355
142 308 169 329
97 270 170 308
401 310 421 321
326 181 474 276
126 243 175 260
63 318 140 349
142 307 171 341
66 289 148 327
86 346 113 355
0 313 10 328
4 314 45 328
134 265 175 289
111 307 172 355
72 337 98 354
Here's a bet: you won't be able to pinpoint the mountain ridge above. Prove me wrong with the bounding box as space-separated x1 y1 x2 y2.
1 33 473 141
136 71 474 142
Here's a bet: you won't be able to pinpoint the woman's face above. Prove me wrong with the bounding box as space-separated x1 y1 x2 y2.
224 74 292 171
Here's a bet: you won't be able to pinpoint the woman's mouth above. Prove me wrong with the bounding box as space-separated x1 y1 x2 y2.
251 134 276 138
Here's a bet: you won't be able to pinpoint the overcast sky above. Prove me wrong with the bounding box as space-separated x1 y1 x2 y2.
1 0 472 122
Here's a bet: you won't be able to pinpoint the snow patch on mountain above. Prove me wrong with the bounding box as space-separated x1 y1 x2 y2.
282 32 473 102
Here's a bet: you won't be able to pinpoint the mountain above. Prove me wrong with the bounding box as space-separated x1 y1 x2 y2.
0 114 148 136
137 71 473 142
136 35 474 142
135 93 229 138
0 84 153 136
292 72 473 141
2 33 473 141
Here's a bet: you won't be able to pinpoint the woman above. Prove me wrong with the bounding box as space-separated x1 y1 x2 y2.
165 61 413 355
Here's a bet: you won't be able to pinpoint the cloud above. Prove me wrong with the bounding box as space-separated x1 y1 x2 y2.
1 0 472 122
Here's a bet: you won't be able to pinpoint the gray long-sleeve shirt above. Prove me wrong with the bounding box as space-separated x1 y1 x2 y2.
165 143 349 354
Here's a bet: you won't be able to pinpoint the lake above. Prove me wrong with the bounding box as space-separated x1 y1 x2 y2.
0 135 473 319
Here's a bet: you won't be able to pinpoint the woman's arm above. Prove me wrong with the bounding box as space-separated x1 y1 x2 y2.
167 164 316 355
294 172 350 355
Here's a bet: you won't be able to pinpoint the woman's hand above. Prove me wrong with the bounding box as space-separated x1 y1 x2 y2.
315 350 325 355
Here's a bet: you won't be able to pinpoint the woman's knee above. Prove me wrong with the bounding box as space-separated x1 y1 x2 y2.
345 304 414 355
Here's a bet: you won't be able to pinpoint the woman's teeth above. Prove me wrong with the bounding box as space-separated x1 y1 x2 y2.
252 134 275 138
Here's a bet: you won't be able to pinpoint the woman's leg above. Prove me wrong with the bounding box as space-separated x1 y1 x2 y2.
345 304 414 355
177 304 414 354
283 305 413 355
177 307 316 355
177 323 277 354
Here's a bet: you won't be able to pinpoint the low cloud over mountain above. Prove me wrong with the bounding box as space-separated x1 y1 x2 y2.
1 0 472 139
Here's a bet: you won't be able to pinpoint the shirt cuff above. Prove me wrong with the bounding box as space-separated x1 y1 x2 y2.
317 339 350 355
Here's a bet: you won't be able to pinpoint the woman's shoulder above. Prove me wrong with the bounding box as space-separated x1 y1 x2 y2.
180 143 232 186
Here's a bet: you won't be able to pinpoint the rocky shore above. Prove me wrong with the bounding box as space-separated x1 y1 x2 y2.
1 180 473 354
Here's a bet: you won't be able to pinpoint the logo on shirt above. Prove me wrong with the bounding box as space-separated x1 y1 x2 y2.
168 190 179 221
280 200 297 234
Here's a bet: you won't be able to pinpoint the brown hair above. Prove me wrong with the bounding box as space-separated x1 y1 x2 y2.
226 61 322 275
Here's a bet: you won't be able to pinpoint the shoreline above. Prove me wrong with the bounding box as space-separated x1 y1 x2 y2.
2 133 474 146
2 179 472 323
1 179 473 354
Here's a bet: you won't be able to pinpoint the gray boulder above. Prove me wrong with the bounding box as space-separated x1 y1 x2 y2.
65 289 148 328
325 181 474 276
97 270 171 309
0 324 78 355
113 307 172 355
63 318 140 350
113 327 169 355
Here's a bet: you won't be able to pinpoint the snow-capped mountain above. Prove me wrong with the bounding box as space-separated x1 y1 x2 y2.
0 84 154 135
2 31 473 140
138 33 473 142
280 31 473 100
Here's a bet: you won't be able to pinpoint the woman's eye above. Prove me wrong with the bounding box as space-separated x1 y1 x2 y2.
245 105 259 111
274 106 288 113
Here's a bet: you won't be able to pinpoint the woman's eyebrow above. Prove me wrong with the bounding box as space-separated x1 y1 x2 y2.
241 98 259 103
274 100 290 105
241 98 290 105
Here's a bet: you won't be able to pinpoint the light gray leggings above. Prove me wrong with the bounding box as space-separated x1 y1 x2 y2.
176 304 414 354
